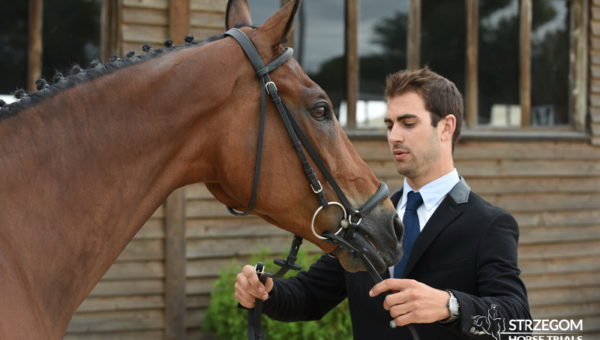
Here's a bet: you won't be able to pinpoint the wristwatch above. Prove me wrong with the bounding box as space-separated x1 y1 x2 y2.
441 290 460 323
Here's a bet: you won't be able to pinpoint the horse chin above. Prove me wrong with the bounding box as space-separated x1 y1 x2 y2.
336 212 403 274
336 230 400 274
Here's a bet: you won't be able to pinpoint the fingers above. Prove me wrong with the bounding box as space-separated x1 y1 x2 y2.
369 278 417 297
234 265 274 309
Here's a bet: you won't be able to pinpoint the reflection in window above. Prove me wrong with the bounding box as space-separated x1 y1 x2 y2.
421 0 466 99
0 0 100 95
42 0 101 81
478 0 520 126
356 0 408 128
0 2 28 93
531 0 569 126
297 0 345 121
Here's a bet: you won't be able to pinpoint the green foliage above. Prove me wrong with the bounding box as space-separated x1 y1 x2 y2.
204 249 352 340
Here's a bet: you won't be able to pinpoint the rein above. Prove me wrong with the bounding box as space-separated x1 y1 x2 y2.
223 28 418 340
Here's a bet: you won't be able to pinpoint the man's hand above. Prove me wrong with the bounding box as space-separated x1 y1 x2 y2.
234 265 274 309
369 279 451 327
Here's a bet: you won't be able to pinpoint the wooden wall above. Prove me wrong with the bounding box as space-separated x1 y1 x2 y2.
63 0 600 338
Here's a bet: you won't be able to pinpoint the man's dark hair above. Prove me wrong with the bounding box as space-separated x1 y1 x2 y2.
385 67 464 149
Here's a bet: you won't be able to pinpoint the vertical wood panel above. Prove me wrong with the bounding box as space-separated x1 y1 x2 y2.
345 0 359 129
101 0 123 61
170 0 190 45
27 0 43 92
165 188 187 340
407 0 421 70
465 0 478 128
519 0 531 127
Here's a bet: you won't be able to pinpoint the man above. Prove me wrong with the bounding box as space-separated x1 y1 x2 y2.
235 68 531 339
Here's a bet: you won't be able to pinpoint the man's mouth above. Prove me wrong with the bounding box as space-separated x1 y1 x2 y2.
392 149 409 161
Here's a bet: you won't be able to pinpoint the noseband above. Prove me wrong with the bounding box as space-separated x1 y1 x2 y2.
225 28 418 340
224 28 389 249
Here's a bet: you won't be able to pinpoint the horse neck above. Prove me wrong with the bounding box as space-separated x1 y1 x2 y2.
0 42 235 337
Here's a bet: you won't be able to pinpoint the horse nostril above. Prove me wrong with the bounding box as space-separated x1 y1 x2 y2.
393 215 403 241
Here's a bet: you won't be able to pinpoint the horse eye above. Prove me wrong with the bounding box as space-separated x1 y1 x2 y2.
311 106 327 120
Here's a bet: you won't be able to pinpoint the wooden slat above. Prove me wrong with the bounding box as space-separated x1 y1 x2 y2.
123 0 168 10
345 0 358 129
122 7 168 25
407 0 421 69
169 0 190 45
88 279 164 297
519 226 600 245
519 0 532 127
27 0 43 92
190 0 227 12
465 0 478 127
189 11 224 28
64 330 164 340
164 188 187 340
67 310 164 333
116 239 164 261
522 271 600 290
102 261 164 280
527 286 600 307
122 24 168 43
76 295 164 313
186 218 287 238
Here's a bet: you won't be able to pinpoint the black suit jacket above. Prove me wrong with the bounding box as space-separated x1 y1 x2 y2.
263 180 531 339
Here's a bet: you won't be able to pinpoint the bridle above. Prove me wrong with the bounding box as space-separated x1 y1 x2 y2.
223 28 417 340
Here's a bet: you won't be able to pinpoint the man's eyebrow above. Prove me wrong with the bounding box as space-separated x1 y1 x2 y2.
385 113 419 122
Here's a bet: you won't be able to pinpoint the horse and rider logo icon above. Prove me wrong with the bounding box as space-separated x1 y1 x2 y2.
470 304 506 340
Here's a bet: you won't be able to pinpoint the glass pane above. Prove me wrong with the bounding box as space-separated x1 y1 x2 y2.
421 0 466 99
478 0 520 126
357 0 408 129
42 0 101 80
531 0 569 126
248 0 281 26
0 2 28 95
296 0 345 121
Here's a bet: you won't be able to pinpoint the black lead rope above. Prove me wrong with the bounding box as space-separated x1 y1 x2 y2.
247 236 303 340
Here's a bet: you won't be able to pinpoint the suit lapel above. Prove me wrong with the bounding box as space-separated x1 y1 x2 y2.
391 179 471 277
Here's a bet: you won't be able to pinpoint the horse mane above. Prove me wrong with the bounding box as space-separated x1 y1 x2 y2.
0 32 234 120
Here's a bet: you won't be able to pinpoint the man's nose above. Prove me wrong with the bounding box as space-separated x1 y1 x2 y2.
388 125 404 143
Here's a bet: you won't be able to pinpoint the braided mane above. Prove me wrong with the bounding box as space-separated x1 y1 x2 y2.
0 34 227 119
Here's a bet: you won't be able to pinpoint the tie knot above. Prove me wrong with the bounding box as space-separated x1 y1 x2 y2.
406 191 423 211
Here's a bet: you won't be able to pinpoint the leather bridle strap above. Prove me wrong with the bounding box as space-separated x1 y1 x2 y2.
224 28 389 222
224 28 328 215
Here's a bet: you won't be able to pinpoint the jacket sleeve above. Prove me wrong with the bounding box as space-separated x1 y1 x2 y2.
447 211 531 339
262 254 347 322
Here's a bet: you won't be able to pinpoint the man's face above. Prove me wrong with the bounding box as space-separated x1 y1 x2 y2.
384 92 442 182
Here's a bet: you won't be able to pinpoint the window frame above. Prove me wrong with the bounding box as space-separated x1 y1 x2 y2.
341 0 589 135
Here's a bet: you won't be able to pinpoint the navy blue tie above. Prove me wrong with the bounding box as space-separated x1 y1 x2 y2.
394 191 423 278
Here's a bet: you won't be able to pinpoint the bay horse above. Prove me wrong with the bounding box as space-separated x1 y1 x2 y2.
0 0 402 338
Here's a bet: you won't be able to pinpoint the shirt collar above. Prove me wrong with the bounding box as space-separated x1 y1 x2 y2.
400 169 460 211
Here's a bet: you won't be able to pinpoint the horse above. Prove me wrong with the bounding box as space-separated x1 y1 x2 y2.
0 0 402 338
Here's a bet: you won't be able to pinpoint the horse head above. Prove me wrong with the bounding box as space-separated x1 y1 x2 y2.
205 0 403 273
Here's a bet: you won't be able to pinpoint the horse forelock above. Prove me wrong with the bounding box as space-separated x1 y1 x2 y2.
0 32 234 120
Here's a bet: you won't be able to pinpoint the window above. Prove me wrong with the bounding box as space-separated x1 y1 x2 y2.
293 0 587 132
0 0 102 97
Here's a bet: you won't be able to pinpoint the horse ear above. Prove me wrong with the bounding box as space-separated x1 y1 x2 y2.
225 0 252 30
259 0 300 45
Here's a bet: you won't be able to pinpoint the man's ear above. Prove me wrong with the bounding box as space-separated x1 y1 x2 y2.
440 114 457 142
225 0 252 30
258 0 300 46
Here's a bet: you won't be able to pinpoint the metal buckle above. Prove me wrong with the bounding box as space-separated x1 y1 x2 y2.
311 201 347 240
265 81 277 95
310 180 323 194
